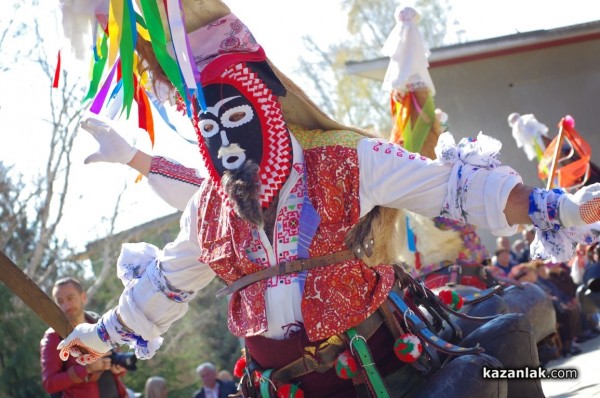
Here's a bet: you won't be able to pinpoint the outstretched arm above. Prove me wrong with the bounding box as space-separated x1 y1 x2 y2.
80 115 203 210
504 184 534 226
358 133 600 261
57 192 215 365
127 150 152 177
504 182 600 226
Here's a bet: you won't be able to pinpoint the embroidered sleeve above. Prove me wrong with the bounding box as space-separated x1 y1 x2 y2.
147 156 204 211
114 192 215 358
434 132 522 235
357 133 522 235
528 187 600 262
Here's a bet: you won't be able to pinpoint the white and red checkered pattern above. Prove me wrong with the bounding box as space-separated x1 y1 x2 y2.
195 61 292 210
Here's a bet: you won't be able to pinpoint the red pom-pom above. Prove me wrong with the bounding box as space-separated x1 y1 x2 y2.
253 371 262 388
438 289 453 305
233 355 246 378
563 115 575 129
438 289 464 310
334 349 359 379
277 384 304 398
394 333 422 363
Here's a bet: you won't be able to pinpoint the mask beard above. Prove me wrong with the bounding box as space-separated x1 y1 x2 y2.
221 160 264 227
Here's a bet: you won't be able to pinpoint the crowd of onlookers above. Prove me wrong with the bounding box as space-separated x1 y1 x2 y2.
125 363 235 398
130 362 236 398
487 228 600 360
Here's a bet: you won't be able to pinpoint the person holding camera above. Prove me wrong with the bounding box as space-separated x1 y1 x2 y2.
40 277 129 398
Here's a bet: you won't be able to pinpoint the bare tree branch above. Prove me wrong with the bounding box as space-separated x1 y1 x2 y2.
86 187 126 301
21 18 87 281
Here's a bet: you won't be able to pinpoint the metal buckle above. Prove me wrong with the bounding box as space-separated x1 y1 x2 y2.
446 265 462 287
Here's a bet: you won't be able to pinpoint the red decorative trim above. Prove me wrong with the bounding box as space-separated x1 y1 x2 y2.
149 156 203 187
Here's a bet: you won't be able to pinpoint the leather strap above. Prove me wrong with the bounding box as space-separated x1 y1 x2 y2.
271 309 386 383
347 328 391 398
461 285 503 306
216 250 356 297
388 291 484 356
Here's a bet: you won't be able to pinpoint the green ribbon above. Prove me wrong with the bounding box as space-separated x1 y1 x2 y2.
118 0 137 117
135 11 147 30
137 0 187 103
83 32 109 103
259 369 274 398
403 94 436 154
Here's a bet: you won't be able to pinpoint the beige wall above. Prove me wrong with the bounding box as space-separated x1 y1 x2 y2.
429 38 600 249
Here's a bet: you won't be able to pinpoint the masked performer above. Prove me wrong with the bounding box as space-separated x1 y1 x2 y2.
58 1 600 397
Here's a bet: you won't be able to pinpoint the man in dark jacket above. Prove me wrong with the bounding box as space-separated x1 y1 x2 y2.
40 277 129 398
193 362 237 398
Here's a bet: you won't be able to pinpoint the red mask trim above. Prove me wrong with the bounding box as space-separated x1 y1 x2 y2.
193 58 292 209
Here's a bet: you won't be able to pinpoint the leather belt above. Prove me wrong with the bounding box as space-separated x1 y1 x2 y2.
216 249 356 298
270 308 386 383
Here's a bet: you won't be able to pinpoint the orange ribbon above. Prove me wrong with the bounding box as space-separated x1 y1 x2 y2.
539 117 592 190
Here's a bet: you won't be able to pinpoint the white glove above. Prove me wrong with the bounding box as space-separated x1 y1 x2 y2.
57 322 113 365
80 116 138 165
559 183 600 227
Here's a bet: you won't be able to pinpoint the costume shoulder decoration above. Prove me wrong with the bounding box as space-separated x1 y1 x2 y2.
289 124 364 150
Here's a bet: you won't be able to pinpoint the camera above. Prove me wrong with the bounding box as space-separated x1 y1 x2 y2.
109 350 137 371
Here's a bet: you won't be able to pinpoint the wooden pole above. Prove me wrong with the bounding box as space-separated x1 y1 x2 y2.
546 121 566 190
0 251 74 339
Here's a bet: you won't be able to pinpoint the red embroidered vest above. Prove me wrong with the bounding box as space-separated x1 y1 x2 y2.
196 128 395 341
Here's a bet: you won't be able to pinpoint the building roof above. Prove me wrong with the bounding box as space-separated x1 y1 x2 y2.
345 20 600 81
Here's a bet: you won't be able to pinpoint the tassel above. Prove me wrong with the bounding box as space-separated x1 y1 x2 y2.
393 333 422 363
277 384 304 398
233 354 246 379
334 349 359 379
438 289 464 311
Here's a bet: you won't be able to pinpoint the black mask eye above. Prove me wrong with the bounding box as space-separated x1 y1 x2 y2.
221 105 254 128
230 112 245 122
199 119 219 138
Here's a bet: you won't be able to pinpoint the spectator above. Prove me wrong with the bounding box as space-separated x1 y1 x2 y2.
144 376 167 398
548 261 579 299
518 225 536 263
570 243 590 286
495 236 519 264
535 264 582 356
492 248 517 276
570 243 600 338
217 370 234 382
193 362 237 398
511 239 526 263
40 277 129 397
571 243 600 286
